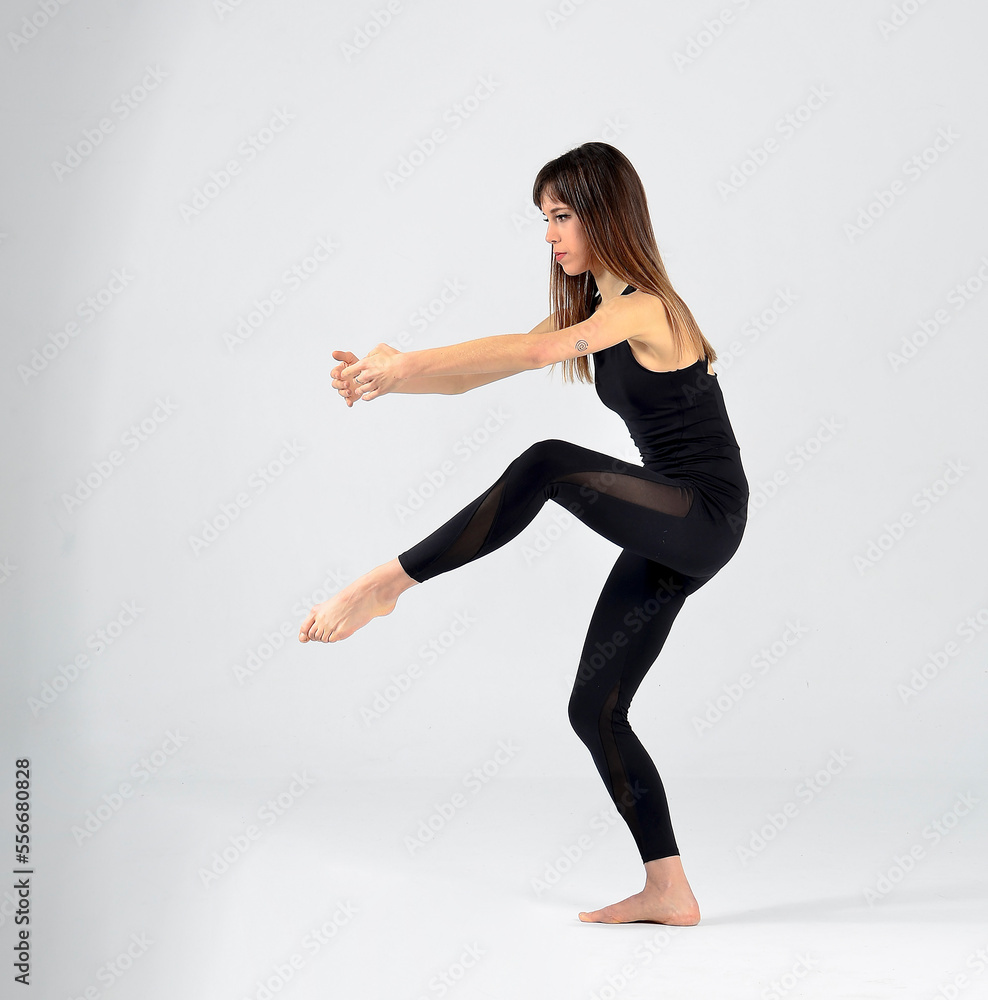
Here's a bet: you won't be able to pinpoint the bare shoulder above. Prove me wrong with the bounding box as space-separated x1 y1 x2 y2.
621 288 677 362
621 288 712 374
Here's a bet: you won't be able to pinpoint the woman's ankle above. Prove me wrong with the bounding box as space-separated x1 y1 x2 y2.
378 557 419 596
643 854 687 889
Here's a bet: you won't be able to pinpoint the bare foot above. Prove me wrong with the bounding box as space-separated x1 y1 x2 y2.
298 558 417 643
578 855 700 925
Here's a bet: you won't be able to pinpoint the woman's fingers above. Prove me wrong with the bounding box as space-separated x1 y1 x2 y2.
332 349 358 377
329 350 360 406
331 350 362 406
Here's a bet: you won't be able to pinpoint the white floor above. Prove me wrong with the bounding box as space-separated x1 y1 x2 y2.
33 775 988 999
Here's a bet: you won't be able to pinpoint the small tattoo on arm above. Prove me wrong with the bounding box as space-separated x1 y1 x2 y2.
575 340 589 352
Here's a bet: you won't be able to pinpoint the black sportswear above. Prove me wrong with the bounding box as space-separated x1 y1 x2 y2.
396 285 748 861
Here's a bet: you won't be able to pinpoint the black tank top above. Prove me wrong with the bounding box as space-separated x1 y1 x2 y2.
590 285 748 518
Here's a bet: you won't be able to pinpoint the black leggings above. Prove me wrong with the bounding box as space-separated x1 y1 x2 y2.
397 438 746 862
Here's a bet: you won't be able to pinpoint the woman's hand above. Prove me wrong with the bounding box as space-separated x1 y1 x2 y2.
330 350 363 407
339 343 408 401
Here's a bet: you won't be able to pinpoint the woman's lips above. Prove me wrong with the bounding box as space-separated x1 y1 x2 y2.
555 252 566 260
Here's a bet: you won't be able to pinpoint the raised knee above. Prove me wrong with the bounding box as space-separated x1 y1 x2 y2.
522 438 566 461
511 439 564 481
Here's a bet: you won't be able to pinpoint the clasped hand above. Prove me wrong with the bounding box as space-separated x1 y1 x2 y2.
330 344 406 405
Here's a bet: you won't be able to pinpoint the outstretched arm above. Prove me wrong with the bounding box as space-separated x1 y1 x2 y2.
391 374 467 395
345 314 562 400
342 333 540 401
402 332 541 379
331 350 530 404
342 297 643 400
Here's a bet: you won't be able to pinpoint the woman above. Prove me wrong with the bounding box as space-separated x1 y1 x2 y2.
298 142 749 926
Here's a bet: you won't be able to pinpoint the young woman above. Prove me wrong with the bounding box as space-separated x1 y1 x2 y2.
298 142 749 926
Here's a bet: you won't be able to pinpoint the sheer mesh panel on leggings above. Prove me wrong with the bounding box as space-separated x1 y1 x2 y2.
408 469 691 580
597 678 651 852
556 471 693 518
418 479 507 577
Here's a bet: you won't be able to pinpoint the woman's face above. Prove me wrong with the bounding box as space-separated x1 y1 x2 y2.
541 196 593 274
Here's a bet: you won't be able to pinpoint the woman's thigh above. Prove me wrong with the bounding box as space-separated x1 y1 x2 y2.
524 439 742 581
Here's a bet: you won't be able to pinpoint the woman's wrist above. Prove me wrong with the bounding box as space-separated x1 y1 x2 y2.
401 349 428 380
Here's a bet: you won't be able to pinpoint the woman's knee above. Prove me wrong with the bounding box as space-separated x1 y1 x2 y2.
521 438 568 462
509 438 567 484
567 685 604 744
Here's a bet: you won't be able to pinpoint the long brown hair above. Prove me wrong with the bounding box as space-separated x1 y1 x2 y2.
532 142 716 384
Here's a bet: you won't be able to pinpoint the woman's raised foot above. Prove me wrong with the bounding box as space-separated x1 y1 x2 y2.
298 558 417 643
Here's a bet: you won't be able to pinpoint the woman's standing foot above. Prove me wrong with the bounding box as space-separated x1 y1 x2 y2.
578 855 700 925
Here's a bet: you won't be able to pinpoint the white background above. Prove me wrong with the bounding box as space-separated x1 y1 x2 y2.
1 0 986 997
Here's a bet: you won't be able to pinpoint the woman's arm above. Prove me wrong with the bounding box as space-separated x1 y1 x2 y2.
393 367 529 394
389 299 641 379
406 328 546 379
342 315 560 400
391 374 467 394
376 315 553 394
334 355 524 398
400 332 539 379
